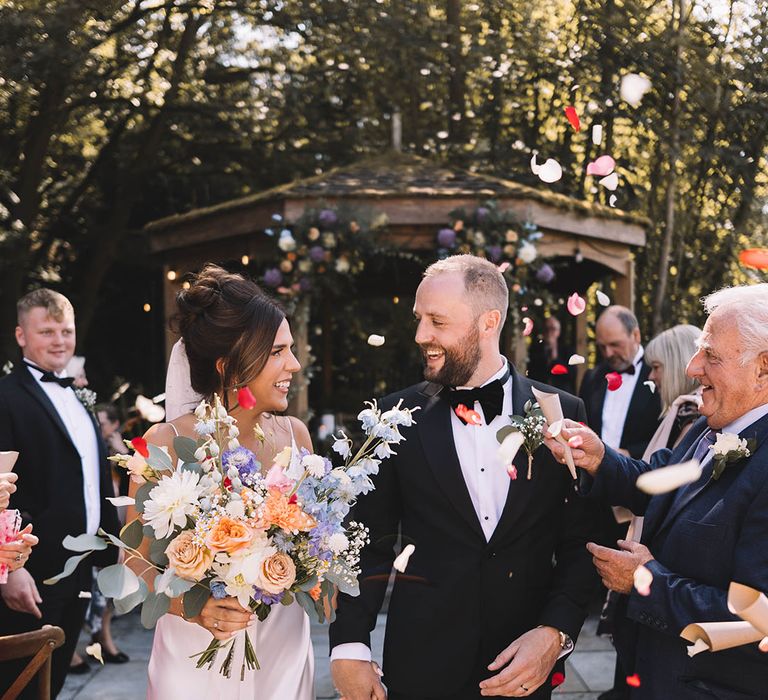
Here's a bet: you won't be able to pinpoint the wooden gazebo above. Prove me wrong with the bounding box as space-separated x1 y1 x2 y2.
146 152 648 416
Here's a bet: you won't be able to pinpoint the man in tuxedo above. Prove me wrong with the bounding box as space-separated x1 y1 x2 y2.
579 306 660 459
547 283 768 698
527 316 575 394
330 255 601 699
0 289 118 698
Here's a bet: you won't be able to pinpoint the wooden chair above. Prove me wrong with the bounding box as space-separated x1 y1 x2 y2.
0 626 65 700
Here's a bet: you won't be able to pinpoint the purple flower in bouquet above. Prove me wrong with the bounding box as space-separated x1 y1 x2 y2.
222 447 260 483
251 587 284 606
263 268 283 287
437 228 456 248
309 245 326 263
536 263 556 284
487 245 503 262
476 206 490 222
318 209 338 227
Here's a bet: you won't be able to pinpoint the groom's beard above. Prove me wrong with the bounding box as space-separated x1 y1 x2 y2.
420 325 481 387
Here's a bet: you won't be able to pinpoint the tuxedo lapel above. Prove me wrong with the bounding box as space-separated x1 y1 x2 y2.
488 370 541 546
417 385 485 540
589 367 608 436
15 366 78 453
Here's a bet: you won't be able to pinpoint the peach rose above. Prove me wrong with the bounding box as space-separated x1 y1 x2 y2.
166 531 212 581
206 516 253 554
256 552 296 594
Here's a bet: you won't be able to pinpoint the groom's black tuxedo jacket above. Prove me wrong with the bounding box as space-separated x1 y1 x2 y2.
0 364 118 600
330 368 602 698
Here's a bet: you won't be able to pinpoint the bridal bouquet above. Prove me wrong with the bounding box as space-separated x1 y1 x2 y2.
46 394 416 680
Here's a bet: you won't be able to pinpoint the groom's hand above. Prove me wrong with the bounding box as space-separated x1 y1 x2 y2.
480 626 561 696
331 659 386 700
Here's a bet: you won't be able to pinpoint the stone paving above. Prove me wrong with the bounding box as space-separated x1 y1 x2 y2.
60 610 615 699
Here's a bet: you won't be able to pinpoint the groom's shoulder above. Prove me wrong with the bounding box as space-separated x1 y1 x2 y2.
379 380 443 410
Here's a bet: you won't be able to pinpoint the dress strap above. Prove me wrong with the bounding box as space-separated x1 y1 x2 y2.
169 423 180 437
286 417 298 452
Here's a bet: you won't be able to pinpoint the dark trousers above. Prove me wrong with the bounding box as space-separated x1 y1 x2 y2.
388 668 553 700
0 593 88 699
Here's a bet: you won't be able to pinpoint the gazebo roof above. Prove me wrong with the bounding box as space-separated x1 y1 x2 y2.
145 152 649 234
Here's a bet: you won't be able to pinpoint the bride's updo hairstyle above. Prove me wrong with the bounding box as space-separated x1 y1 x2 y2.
173 264 285 400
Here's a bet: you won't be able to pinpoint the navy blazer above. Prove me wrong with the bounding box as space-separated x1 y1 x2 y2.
331 368 603 698
584 413 768 699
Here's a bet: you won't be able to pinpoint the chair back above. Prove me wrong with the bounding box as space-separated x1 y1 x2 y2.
0 626 65 700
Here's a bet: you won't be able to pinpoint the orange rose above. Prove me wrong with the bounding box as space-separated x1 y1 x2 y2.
308 583 322 601
206 516 253 554
256 552 296 594
166 531 212 581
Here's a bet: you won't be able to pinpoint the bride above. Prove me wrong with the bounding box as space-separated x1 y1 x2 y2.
125 264 315 699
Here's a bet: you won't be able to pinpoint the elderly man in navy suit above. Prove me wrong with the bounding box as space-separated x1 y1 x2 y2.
547 283 768 699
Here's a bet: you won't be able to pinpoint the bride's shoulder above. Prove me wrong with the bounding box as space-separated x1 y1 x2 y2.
285 415 312 451
144 414 195 449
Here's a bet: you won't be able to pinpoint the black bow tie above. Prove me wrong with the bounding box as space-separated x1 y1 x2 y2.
25 361 74 388
447 368 510 425
621 364 637 376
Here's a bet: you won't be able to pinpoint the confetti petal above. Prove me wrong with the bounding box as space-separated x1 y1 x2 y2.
237 386 257 410
522 317 534 337
609 194 618 207
586 155 616 176
550 364 568 375
499 431 526 465
506 464 518 480
564 106 580 131
605 371 623 391
644 380 656 393
596 290 611 306
367 334 385 347
568 354 585 365
599 172 619 191
498 261 510 273
106 496 135 507
633 564 653 596
454 404 482 426
566 292 586 316
537 158 563 183
551 672 566 688
635 459 703 495
738 248 768 271
86 642 104 664
130 437 149 459
592 124 603 146
393 544 415 573
135 394 166 423
620 73 652 107
548 419 564 438
626 674 642 688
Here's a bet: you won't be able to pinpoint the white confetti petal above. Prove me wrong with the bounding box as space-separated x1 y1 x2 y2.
537 158 563 183
620 73 652 108
644 380 656 393
78 591 92 599
599 172 619 191
568 354 586 366
636 459 702 495
85 642 104 664
596 290 611 306
548 420 564 438
393 544 416 573
633 564 653 596
367 334 385 347
592 124 603 146
106 496 136 507
135 395 165 423
609 194 618 207
530 153 541 175
498 431 525 465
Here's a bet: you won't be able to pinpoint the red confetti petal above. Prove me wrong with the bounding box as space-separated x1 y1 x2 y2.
237 386 257 410
606 372 623 391
288 494 298 505
130 437 149 459
507 464 518 480
223 477 232 490
454 404 482 426
739 248 768 271
550 364 569 375
551 671 566 687
566 292 586 316
564 106 580 132
626 674 641 688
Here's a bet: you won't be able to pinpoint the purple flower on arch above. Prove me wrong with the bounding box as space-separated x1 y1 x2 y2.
309 245 326 263
263 268 283 287
536 263 556 284
318 209 338 228
437 228 456 248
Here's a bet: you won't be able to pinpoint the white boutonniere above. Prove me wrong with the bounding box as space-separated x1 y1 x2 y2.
74 387 97 414
711 432 755 481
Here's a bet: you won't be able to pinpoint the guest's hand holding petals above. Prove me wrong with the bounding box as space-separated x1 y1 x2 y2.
0 524 38 572
543 419 604 476
0 472 18 511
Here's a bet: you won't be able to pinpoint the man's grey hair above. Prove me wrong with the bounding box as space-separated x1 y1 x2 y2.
703 283 768 364
598 305 639 335
423 254 509 332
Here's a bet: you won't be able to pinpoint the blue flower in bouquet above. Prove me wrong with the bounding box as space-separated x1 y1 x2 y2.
222 447 261 484
211 581 228 600
271 530 295 553
251 587 284 606
263 268 283 287
437 227 457 248
348 457 380 478
309 245 326 262
357 406 379 431
374 441 396 459
318 209 338 227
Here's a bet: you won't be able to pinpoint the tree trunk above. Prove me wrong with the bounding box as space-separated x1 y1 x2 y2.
446 0 466 149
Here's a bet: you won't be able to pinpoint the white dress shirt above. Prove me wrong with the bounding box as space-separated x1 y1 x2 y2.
332 362 515 662
601 347 644 450
27 364 101 534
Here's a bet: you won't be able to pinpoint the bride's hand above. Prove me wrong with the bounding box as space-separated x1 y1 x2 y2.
191 596 255 641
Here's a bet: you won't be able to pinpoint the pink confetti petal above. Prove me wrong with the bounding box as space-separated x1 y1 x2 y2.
606 371 623 391
586 155 616 177
506 464 518 480
522 317 534 336
633 564 653 596
455 404 482 426
566 292 586 316
498 261 510 273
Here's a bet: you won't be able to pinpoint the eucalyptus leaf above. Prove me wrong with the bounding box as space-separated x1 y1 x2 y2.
120 518 145 549
297 576 319 592
98 564 141 599
44 551 91 585
295 591 324 624
134 481 154 514
149 537 171 566
182 584 210 619
62 533 108 552
325 561 360 596
165 573 195 598
98 527 127 550
141 591 170 629
496 425 515 443
174 435 200 464
181 462 202 476
280 591 294 606
147 444 173 471
113 577 148 615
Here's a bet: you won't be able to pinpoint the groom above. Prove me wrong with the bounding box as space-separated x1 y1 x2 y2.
330 255 602 699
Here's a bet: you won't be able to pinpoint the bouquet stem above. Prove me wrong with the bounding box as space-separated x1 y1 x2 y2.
527 453 533 480
191 630 260 680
